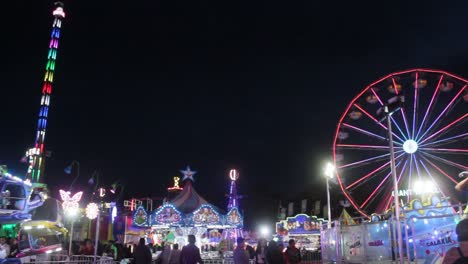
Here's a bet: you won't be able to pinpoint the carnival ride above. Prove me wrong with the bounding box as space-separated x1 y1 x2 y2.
132 167 243 248
0 2 68 258
332 69 467 217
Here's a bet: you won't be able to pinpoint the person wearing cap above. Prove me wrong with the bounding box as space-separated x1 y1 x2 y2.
455 174 468 217
234 237 249 264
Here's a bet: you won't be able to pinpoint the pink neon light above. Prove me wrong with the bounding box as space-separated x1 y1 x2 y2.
333 69 468 218
419 159 448 198
418 85 467 142
416 75 443 139
345 152 405 190
360 159 406 208
360 171 392 208
420 113 467 144
391 78 400 95
422 157 458 184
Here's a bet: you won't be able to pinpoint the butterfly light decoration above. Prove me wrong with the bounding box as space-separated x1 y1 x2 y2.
59 190 83 214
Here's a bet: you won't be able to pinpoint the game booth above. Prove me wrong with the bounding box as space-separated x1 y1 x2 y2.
130 167 244 252
275 214 326 251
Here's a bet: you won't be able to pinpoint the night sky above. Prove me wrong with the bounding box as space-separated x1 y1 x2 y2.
1 0 468 228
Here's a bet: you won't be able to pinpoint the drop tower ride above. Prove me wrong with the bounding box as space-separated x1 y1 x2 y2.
26 2 66 183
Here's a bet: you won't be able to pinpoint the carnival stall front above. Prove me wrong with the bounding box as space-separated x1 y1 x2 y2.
276 214 326 251
131 167 244 250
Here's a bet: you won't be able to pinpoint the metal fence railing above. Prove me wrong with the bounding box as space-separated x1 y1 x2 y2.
20 255 114 264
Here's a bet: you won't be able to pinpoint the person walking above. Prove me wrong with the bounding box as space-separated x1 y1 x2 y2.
255 239 267 264
134 238 152 264
169 244 182 264
284 240 301 264
266 241 284 264
233 237 249 264
180 235 203 264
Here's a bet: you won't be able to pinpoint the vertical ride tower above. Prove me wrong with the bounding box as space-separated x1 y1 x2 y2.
227 169 240 210
26 2 66 182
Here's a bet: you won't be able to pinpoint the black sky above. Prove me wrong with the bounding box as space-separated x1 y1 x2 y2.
1 0 468 228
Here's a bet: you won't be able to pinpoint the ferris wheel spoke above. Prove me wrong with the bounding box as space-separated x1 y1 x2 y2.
392 78 411 137
383 159 408 211
337 144 400 150
417 84 467 142
415 74 444 140
420 155 458 184
370 88 408 141
342 123 387 141
338 152 394 169
412 154 423 181
353 104 406 143
411 72 420 139
419 132 468 148
419 159 449 198
419 147 468 154
419 113 468 145
420 151 468 170
345 152 406 190
360 159 406 209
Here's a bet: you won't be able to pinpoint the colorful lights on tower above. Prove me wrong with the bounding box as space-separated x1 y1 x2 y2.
26 2 66 182
227 169 240 210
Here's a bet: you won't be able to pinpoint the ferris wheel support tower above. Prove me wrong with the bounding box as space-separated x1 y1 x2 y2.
26 2 66 183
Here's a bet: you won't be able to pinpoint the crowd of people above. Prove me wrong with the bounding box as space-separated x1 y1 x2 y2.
234 237 302 264
0 236 19 259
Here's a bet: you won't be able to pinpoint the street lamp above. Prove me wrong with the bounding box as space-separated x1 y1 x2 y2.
60 190 83 256
377 95 405 264
324 162 335 228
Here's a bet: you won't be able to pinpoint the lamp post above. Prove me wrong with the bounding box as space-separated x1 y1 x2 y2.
60 190 83 256
378 96 405 264
324 162 335 228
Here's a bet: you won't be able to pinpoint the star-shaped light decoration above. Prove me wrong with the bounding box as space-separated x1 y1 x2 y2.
180 166 197 182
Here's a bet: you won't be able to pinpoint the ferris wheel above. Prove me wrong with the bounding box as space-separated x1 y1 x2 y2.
333 69 468 217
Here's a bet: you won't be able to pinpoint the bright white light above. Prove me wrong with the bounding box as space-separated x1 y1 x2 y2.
259 226 270 237
24 226 32 230
324 162 335 179
403 139 418 154
45 250 53 254
55 248 62 252
413 180 437 195
86 203 99 220
37 225 45 229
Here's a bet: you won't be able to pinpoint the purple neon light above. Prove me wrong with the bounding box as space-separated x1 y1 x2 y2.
360 159 406 208
415 75 444 139
353 103 405 143
384 160 407 211
420 113 467 145
421 152 468 170
338 152 393 169
345 152 405 190
420 132 468 147
407 154 414 203
419 159 448 198
420 147 468 153
421 156 458 184
337 144 393 150
370 88 408 140
342 123 387 141
417 85 467 142
392 78 411 137
413 154 422 181
412 72 419 138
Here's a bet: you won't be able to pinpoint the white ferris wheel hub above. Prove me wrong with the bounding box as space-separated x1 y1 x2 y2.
403 139 418 154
